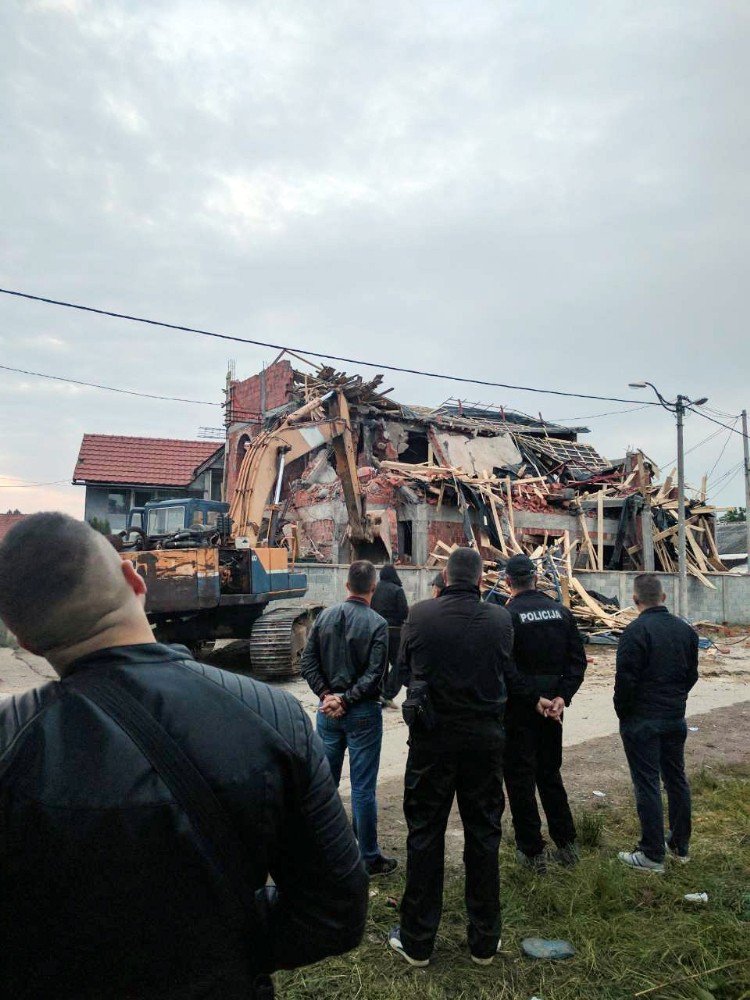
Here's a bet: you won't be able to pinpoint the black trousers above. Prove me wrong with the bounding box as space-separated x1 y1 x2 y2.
400 741 504 961
382 627 403 700
620 716 691 862
504 706 576 857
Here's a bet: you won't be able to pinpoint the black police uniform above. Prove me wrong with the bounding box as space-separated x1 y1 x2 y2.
504 587 587 858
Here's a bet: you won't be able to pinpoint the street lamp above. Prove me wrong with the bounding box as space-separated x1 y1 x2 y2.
628 382 709 617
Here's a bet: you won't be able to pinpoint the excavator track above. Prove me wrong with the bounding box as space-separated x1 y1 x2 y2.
202 605 322 681
248 606 322 681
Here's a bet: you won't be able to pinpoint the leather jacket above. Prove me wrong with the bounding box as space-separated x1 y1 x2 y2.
0 643 368 999
300 598 389 706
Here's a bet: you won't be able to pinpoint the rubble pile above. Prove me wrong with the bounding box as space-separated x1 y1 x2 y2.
226 356 729 584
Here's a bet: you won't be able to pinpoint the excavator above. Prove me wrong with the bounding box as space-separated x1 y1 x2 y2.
120 389 384 679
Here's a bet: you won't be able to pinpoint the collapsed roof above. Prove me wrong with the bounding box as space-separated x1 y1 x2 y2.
225 358 724 586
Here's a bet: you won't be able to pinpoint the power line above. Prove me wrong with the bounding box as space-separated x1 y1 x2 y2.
687 405 744 437
0 478 73 488
708 459 743 491
0 363 220 406
657 425 727 472
709 462 743 498
706 416 740 480
0 286 663 407
550 404 652 422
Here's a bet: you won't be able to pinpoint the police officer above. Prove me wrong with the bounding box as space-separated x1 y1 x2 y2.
503 553 587 870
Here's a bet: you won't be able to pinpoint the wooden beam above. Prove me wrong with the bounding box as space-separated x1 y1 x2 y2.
686 561 716 589
597 490 604 570
685 525 710 573
563 530 573 578
578 513 596 569
504 477 522 553
569 576 618 626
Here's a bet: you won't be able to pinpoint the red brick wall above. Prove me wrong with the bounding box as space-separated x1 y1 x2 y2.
301 517 336 562
427 519 469 552
229 360 294 423
225 361 295 499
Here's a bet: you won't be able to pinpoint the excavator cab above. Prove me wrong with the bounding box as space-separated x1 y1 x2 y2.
141 498 231 543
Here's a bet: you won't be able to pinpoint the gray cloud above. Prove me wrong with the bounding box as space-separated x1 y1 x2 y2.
0 0 748 514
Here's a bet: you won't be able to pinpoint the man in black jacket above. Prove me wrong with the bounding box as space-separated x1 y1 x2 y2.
503 554 588 871
0 513 368 999
388 547 550 967
300 560 397 877
615 573 699 874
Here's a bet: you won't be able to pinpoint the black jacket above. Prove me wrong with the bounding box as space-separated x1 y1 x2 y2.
0 643 368 999
399 584 539 748
371 580 409 628
300 597 388 706
505 589 587 706
614 606 699 720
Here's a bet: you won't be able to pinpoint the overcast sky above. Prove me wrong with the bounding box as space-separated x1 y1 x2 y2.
1 0 748 517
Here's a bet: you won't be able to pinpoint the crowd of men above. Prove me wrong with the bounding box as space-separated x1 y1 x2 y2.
0 513 699 997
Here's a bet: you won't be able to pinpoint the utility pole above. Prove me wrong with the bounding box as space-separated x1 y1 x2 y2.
675 395 688 617
629 382 708 619
742 409 750 574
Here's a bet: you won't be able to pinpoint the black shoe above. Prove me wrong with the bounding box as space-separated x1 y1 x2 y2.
515 849 547 874
551 843 580 868
366 855 399 877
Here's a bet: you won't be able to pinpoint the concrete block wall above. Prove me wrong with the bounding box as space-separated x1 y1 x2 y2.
574 570 750 624
294 564 750 624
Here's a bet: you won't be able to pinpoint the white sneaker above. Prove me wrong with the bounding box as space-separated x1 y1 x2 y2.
470 939 502 966
388 927 430 967
665 840 690 864
618 849 665 874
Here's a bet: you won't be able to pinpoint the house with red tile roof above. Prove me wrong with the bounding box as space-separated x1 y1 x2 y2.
0 512 29 543
73 435 224 531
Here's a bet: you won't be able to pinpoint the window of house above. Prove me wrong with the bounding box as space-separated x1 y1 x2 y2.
107 491 129 515
398 520 413 561
399 430 429 464
210 470 223 501
134 490 157 507
236 434 252 476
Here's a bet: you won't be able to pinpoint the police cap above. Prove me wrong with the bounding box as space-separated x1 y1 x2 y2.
505 554 536 578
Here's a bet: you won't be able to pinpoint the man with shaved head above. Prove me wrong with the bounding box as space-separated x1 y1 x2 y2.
0 513 368 999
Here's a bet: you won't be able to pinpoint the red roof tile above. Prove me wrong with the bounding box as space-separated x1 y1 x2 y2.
0 513 29 543
73 435 221 487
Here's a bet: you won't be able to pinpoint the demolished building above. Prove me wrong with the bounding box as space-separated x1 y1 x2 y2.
224 358 726 590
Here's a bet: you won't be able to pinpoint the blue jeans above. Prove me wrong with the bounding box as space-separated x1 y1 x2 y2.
620 716 691 862
317 700 383 864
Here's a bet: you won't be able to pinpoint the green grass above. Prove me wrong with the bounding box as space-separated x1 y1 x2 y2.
277 766 750 1000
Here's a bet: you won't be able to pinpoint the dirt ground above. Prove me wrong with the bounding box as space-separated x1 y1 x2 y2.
2 638 748 807
375 699 750 856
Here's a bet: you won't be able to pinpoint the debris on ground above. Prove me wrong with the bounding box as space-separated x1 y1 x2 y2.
521 938 577 960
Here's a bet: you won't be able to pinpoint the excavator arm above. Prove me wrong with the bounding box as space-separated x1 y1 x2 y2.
229 389 375 546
